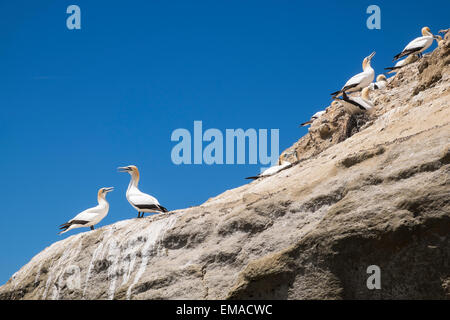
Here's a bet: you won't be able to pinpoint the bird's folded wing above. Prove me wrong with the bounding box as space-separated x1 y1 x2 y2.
129 193 159 206
344 72 366 87
70 209 99 223
404 37 428 51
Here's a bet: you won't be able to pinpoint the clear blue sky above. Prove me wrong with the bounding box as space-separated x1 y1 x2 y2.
0 0 448 284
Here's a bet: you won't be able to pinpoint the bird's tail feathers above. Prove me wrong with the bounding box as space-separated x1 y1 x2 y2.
158 205 169 212
393 52 403 61
58 224 71 235
330 90 342 97
299 121 312 127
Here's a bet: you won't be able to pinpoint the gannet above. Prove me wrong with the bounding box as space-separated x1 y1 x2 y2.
369 74 387 90
393 27 435 60
438 28 449 35
118 165 168 218
59 187 113 234
245 161 292 180
299 110 326 127
331 52 375 98
435 35 444 47
384 54 419 73
338 87 373 114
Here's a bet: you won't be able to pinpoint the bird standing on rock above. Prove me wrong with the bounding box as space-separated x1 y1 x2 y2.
393 26 436 60
118 165 168 218
331 52 375 98
59 187 114 234
338 87 374 114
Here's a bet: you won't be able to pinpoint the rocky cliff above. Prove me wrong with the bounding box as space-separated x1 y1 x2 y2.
1 34 449 300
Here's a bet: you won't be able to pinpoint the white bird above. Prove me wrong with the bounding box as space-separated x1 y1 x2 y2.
393 26 435 60
331 52 375 97
338 87 374 114
369 74 388 90
59 187 113 234
118 165 168 218
245 161 292 180
299 110 326 127
384 54 419 73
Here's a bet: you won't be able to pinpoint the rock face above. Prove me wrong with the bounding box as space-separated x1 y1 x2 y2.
1 37 449 300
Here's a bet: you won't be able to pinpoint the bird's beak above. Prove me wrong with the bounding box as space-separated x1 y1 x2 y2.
368 52 376 60
118 166 130 172
104 187 114 193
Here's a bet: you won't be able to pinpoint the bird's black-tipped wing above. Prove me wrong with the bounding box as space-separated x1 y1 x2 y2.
342 92 367 111
58 220 90 234
59 220 90 229
158 205 169 212
331 83 358 97
135 204 169 213
245 175 260 180
393 48 421 61
384 66 400 71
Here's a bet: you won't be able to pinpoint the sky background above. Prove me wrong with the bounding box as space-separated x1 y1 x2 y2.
0 0 448 284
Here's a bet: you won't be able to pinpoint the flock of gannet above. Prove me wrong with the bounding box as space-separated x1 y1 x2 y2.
301 26 444 128
59 26 446 234
59 165 168 234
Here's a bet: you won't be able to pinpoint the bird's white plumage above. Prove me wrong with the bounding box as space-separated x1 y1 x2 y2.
69 208 105 225
342 71 373 90
127 189 161 209
402 36 433 52
346 96 373 110
369 75 387 90
394 59 407 68
369 80 386 90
